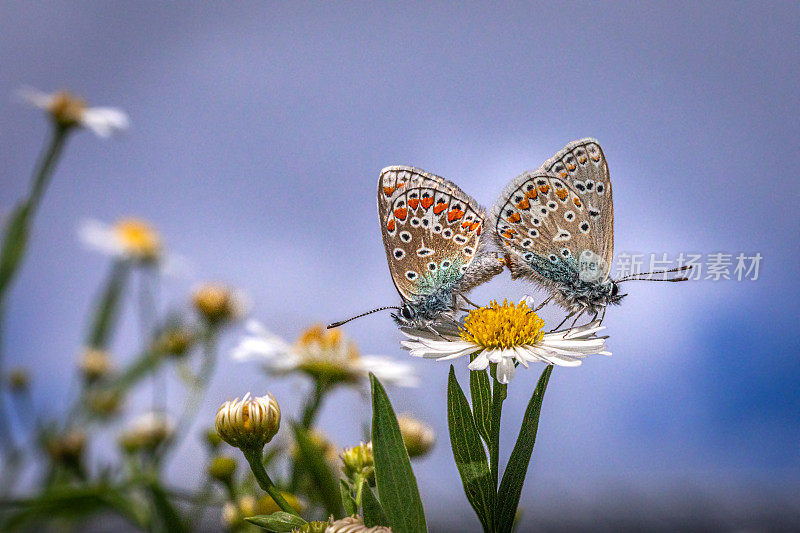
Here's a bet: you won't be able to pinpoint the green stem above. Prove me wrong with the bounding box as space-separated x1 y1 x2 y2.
28 126 69 212
301 378 328 429
489 374 507 491
243 448 300 517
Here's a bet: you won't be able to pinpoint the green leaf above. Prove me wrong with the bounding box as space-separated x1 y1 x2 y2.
369 373 426 533
0 203 32 299
291 424 344 518
470 365 492 445
361 481 388 527
87 260 131 348
105 348 163 392
146 480 187 533
447 365 494 532
339 479 357 516
245 511 307 531
496 365 553 533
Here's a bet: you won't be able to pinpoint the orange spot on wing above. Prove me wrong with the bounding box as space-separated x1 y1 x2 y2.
591 155 600 161
461 221 471 229
507 212 521 223
408 198 420 209
448 209 464 222
526 189 538 199
421 197 433 209
383 186 395 197
538 184 550 194
516 198 530 210
502 229 516 239
433 202 448 215
387 219 395 231
559 172 568 178
556 189 568 201
573 197 582 207
567 163 576 171
470 221 480 231
578 156 587 163
394 207 408 220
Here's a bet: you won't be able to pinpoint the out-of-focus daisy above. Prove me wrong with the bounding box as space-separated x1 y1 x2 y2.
78 217 162 263
232 321 418 387
118 411 175 453
192 283 250 325
20 87 129 137
401 300 610 384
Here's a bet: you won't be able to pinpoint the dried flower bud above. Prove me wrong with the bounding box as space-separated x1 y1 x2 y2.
215 392 281 452
397 415 435 458
118 412 174 453
192 283 246 325
86 389 124 418
208 454 237 483
341 441 374 484
326 516 392 533
79 348 113 382
7 368 30 392
154 326 195 357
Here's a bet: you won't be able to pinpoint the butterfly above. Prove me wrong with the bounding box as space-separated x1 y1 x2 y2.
490 138 689 327
328 166 504 330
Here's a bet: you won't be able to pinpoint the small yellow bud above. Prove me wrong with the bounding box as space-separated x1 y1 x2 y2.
290 428 339 464
47 90 87 129
341 441 374 484
397 415 435 458
192 283 244 325
215 393 281 452
208 455 237 483
255 492 304 515
154 326 195 357
79 348 113 382
7 368 30 392
205 427 224 449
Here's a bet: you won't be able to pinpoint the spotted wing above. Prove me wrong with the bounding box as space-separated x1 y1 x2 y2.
378 166 485 302
490 139 613 289
541 138 613 267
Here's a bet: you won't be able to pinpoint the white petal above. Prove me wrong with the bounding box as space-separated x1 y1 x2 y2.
360 356 419 387
77 218 126 257
496 357 516 384
467 352 490 371
80 107 129 137
512 346 530 368
18 87 53 110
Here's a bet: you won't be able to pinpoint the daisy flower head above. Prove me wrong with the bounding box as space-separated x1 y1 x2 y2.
231 321 418 387
79 217 163 264
402 299 610 384
20 87 129 137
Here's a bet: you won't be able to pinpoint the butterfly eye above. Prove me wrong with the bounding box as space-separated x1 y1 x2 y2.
401 305 415 320
611 283 620 297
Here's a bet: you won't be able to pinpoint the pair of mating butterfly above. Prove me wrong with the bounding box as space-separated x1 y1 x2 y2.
330 138 689 332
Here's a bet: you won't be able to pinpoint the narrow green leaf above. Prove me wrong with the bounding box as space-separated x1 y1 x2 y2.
291 424 344 518
447 366 494 532
361 481 388 527
370 373 426 533
0 203 32 299
147 481 187 533
105 348 163 392
339 479 357 516
470 366 492 445
87 260 131 348
245 511 307 531
496 365 553 533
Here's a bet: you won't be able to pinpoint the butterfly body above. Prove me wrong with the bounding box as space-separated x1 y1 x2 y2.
491 138 626 319
378 166 503 329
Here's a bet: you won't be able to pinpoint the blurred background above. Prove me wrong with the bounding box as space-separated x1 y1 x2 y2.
1 1 798 530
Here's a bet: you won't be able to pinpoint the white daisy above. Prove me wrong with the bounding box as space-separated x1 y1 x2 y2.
20 87 129 137
401 299 610 384
232 320 419 387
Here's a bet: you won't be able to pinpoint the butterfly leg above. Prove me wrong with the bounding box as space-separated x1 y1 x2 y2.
562 310 585 337
460 294 482 309
426 323 448 341
550 311 576 332
533 295 553 312
598 306 607 325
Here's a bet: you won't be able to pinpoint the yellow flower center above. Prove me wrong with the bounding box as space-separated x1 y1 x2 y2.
114 218 161 260
48 91 86 127
295 324 361 382
460 300 545 349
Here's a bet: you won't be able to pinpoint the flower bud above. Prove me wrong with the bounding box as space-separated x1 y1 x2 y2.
154 326 195 357
341 441 374 484
79 348 113 382
7 367 30 392
215 392 281 452
208 454 237 483
192 283 246 325
293 521 331 533
255 493 303 515
397 415 435 458
205 427 223 449
118 412 174 453
45 429 86 467
86 389 124 418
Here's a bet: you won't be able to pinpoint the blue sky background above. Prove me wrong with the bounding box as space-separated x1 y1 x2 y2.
1 1 798 529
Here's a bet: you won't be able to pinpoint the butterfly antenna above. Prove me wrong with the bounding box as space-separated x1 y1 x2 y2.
327 306 401 329
617 265 692 282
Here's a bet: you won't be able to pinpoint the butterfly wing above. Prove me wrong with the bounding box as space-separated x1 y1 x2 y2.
378 166 486 304
490 139 614 298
